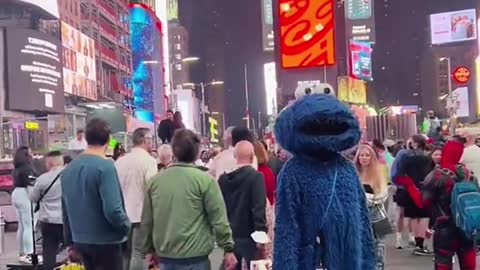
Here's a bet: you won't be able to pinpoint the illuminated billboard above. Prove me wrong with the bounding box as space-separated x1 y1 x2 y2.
278 0 335 68
349 40 372 81
263 62 278 115
167 0 178 21
338 76 367 104
130 4 164 123
16 0 59 18
261 0 274 51
61 22 97 100
345 0 375 43
430 9 477 45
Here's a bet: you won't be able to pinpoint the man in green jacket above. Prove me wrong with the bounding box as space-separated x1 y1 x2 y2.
139 129 237 270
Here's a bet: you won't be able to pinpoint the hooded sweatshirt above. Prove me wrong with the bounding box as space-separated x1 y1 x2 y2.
218 165 267 240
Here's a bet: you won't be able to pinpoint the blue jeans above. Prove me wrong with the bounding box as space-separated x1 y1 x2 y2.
12 188 34 255
375 237 386 270
124 223 147 270
159 258 211 270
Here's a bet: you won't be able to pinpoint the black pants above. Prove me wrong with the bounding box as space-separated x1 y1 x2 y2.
41 222 64 270
233 238 257 270
433 224 476 270
74 243 123 270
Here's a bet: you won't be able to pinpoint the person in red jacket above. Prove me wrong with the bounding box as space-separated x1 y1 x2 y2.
396 141 477 270
254 141 276 205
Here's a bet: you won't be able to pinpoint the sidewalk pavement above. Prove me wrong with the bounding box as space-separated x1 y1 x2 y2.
3 231 478 270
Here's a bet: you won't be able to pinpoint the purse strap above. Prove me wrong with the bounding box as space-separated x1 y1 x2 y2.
38 172 62 204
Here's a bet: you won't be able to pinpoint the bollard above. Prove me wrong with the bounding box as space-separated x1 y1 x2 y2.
0 210 5 255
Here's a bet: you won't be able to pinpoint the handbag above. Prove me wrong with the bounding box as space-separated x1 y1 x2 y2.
34 172 61 213
369 203 394 237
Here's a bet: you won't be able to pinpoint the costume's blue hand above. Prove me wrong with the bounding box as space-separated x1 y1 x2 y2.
273 168 301 270
356 177 376 269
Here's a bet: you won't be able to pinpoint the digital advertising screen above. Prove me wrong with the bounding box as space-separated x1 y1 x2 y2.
344 0 375 43
337 76 367 104
430 9 477 45
15 0 59 18
263 62 278 115
261 0 274 51
61 22 97 100
167 0 178 21
278 0 335 68
130 4 164 123
350 40 372 81
4 28 64 113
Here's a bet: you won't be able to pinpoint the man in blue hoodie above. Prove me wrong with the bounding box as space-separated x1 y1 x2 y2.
62 118 131 270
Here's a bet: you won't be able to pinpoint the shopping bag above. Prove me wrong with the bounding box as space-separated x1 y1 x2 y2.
250 259 272 270
369 203 394 237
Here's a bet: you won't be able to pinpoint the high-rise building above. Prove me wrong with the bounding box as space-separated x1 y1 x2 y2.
169 21 191 89
59 0 82 29
79 0 133 103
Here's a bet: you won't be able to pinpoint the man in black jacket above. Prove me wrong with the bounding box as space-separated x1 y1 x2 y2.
157 110 175 144
219 140 267 269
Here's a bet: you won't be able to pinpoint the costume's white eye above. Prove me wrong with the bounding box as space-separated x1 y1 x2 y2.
294 83 314 99
294 83 336 99
322 86 335 96
317 83 336 97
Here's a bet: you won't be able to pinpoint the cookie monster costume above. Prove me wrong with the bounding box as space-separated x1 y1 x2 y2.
273 83 376 270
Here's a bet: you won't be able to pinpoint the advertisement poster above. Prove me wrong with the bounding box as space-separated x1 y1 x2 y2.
261 0 274 51
279 0 335 68
338 76 367 104
61 22 97 100
263 62 278 116
5 28 64 113
452 87 470 118
167 0 178 21
350 40 372 81
430 9 477 45
345 0 375 43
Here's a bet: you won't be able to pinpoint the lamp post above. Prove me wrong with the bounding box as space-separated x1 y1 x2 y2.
169 57 199 92
183 81 224 136
211 111 226 131
440 57 455 135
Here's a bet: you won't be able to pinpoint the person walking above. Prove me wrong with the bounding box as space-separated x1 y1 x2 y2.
12 146 38 264
29 151 64 270
355 144 389 269
62 118 131 270
219 141 268 269
140 129 237 270
116 128 158 270
253 141 276 205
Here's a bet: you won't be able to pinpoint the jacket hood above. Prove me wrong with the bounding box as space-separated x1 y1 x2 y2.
440 141 464 172
220 165 258 190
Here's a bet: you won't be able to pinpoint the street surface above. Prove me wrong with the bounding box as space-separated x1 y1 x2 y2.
1 231 478 269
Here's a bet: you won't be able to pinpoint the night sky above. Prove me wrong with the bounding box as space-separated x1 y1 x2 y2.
179 0 479 125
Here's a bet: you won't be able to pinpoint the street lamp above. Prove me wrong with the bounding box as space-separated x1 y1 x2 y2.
183 81 225 136
439 57 455 135
170 56 199 91
211 112 226 131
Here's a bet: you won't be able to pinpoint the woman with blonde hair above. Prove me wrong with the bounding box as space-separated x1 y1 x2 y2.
355 144 389 270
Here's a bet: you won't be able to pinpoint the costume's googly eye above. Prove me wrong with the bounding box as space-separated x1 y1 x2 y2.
305 88 312 95
294 83 314 99
323 87 335 96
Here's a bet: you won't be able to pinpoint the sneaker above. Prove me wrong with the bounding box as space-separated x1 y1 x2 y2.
18 255 32 264
395 244 403 249
414 247 433 256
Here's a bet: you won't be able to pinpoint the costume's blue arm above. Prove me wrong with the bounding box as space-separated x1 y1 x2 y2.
273 168 301 270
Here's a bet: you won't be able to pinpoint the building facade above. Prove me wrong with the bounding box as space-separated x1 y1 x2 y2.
79 0 133 103
169 21 191 90
59 0 82 29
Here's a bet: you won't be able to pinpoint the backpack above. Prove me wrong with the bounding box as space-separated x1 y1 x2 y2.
450 178 480 240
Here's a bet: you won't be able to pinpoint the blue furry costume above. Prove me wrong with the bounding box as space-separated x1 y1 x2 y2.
273 83 376 270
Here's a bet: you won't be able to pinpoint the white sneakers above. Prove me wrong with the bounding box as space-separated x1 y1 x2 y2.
18 254 43 264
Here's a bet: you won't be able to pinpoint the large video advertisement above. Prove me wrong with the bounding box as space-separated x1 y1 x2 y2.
430 9 477 45
16 0 59 18
4 28 64 113
61 22 97 100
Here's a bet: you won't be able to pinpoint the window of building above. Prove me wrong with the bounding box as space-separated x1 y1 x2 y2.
175 54 181 60
175 44 181 50
175 64 182 70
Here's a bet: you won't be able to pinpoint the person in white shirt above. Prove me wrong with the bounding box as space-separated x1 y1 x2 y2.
209 126 257 180
115 128 158 270
458 128 480 178
67 129 88 151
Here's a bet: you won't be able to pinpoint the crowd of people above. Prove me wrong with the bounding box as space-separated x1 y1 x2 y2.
8 114 480 270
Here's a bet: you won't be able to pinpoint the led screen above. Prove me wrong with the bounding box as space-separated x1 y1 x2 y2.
16 0 59 18
61 22 97 100
278 0 335 68
4 28 64 113
350 40 372 81
430 9 477 45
